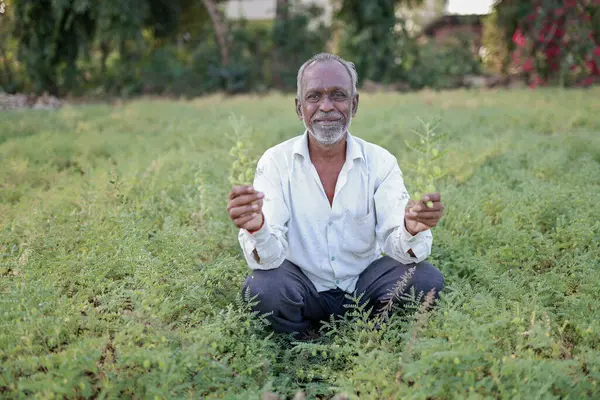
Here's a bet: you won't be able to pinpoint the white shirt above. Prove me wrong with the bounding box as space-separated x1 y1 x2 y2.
238 131 432 293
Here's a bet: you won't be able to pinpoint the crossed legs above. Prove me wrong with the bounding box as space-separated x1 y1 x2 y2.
243 256 445 334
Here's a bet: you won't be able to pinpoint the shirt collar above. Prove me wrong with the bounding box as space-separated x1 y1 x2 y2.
293 130 364 163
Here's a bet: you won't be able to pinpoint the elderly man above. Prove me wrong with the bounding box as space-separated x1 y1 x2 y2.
226 53 445 335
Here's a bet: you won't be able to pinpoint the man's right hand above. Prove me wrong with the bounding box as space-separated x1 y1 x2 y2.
227 185 265 232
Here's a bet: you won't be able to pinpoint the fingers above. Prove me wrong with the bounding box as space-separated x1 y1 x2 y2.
229 201 262 219
422 192 441 203
405 201 445 215
406 210 443 220
228 185 254 201
409 202 444 212
234 211 260 228
405 214 441 225
406 195 444 227
228 192 264 210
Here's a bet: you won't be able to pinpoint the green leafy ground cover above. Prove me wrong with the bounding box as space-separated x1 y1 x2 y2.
1 89 600 399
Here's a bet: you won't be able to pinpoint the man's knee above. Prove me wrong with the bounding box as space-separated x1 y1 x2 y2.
242 262 305 314
243 269 281 313
411 261 445 299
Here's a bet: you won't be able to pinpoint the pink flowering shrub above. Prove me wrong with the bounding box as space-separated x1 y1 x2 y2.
499 0 600 87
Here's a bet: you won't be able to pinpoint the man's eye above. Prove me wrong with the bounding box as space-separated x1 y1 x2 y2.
332 92 346 100
307 94 320 101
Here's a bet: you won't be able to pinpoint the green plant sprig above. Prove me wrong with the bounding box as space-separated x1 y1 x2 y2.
227 115 258 186
404 118 447 208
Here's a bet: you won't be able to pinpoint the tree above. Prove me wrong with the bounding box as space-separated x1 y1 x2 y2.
202 0 230 67
272 0 290 89
397 0 447 34
0 0 18 92
336 0 424 84
11 0 184 95
13 0 96 94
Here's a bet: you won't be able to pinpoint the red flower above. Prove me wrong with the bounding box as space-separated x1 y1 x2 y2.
585 59 599 75
523 58 534 72
530 75 544 89
582 76 594 86
513 29 527 47
555 7 565 16
545 46 560 58
586 60 595 71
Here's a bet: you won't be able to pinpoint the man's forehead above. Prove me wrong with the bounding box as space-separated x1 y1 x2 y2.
303 60 352 91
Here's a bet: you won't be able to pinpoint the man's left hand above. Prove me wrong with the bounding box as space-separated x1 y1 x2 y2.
404 192 444 235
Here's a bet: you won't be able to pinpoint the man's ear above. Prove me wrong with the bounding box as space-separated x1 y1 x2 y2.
295 98 303 120
351 93 359 117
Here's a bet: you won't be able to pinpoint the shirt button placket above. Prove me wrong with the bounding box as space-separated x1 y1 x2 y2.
328 219 337 286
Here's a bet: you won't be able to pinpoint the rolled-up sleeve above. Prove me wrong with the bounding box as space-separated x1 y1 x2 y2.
373 153 433 264
238 151 290 270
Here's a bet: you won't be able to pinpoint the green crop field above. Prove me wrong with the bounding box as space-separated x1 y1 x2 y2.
1 89 600 399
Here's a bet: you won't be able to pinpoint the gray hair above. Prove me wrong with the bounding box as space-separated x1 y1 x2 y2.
296 53 358 101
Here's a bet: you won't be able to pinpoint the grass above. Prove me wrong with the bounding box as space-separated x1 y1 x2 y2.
1 88 600 399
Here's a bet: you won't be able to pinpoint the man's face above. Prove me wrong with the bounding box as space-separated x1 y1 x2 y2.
296 60 359 146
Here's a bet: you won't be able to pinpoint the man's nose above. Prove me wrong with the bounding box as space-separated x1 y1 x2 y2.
319 96 334 112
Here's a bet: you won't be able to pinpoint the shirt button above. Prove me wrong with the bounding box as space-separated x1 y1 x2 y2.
331 256 336 261
328 221 333 226
335 280 340 284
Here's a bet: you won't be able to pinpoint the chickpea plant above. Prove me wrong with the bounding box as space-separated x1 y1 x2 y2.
404 118 447 208
227 115 258 186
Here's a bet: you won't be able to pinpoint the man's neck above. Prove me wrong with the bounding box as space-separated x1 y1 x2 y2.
307 132 347 164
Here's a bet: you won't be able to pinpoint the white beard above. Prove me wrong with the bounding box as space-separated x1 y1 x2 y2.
304 114 352 146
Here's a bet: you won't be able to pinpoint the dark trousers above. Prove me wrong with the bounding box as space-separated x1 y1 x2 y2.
242 256 445 334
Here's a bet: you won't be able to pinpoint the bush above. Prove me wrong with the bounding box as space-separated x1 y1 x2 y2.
482 11 510 76
495 0 600 87
408 34 483 90
96 3 328 97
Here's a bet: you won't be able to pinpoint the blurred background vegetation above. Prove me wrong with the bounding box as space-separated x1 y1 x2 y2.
0 0 598 98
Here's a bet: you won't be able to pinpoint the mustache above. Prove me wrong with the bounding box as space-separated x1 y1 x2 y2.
311 112 344 122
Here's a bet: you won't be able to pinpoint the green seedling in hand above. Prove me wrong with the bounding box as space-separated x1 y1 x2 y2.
404 118 447 209
227 115 258 186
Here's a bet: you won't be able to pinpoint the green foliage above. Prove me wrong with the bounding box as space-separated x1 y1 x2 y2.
6 0 330 97
482 10 510 75
13 0 96 94
408 33 483 89
403 119 447 205
0 3 24 93
10 0 188 95
337 0 422 84
188 4 329 95
2 89 600 398
227 115 259 186
271 3 332 90
492 0 600 85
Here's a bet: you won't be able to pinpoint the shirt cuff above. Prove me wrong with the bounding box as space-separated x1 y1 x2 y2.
400 223 420 244
242 221 272 245
397 224 429 260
